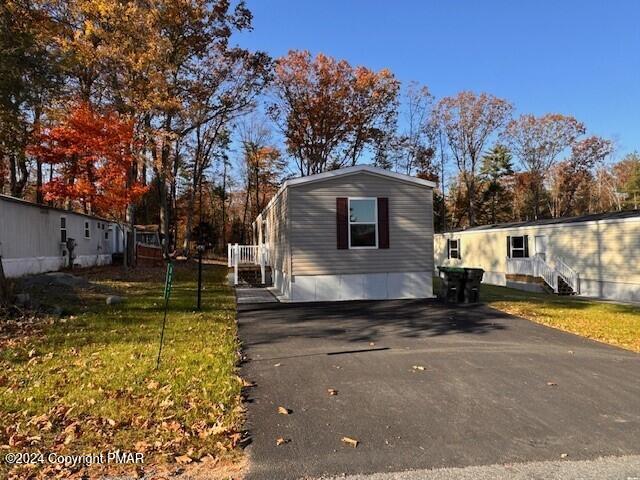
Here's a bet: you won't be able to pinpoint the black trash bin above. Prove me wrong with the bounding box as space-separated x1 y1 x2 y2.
463 268 484 304
437 267 466 303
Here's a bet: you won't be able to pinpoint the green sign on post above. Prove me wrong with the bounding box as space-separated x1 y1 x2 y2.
156 262 173 369
163 262 173 300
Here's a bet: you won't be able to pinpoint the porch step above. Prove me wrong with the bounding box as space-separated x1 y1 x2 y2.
557 276 575 295
540 275 575 295
233 266 273 287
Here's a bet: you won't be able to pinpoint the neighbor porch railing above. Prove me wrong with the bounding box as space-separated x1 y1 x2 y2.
506 254 567 293
555 256 580 294
227 243 269 285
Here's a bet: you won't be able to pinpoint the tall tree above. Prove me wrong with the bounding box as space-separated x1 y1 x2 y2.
29 102 147 214
237 119 285 238
269 50 399 175
503 113 585 218
480 144 514 224
0 0 62 199
394 82 434 175
612 152 640 209
433 91 513 226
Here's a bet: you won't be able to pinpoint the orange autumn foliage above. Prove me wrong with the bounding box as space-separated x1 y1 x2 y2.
29 103 147 220
271 50 399 175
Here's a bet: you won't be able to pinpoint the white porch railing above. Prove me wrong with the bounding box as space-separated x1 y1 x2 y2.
227 243 269 285
506 257 535 277
532 255 558 293
555 256 580 294
506 255 558 292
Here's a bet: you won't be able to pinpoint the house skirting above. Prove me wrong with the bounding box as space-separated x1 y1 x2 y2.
578 278 640 303
273 270 433 302
459 269 639 304
2 254 112 278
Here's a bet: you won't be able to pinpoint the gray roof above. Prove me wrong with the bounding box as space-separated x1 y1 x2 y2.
0 193 115 223
455 210 640 233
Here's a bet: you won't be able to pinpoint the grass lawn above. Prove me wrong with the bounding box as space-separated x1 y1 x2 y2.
0 262 243 479
478 282 640 352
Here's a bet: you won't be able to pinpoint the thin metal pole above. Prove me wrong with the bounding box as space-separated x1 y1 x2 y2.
156 292 170 369
197 248 202 310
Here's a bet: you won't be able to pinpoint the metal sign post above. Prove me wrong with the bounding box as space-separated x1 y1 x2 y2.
156 262 174 369
197 244 204 310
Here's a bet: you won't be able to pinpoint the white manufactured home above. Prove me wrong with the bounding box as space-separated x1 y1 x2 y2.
0 194 125 278
434 210 640 303
229 165 436 302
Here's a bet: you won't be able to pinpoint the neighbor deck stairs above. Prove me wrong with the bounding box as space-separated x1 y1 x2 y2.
508 254 579 295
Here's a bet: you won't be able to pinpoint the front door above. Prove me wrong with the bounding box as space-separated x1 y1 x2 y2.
534 235 547 260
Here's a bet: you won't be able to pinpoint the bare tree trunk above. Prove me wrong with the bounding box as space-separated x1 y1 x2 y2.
158 175 170 258
9 152 28 198
0 255 9 305
182 179 198 257
240 184 250 244
219 159 228 251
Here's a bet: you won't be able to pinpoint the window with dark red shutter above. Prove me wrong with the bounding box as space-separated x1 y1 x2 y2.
377 197 389 249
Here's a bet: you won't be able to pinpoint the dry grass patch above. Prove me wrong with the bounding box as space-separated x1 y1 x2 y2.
1 263 245 479
480 284 640 352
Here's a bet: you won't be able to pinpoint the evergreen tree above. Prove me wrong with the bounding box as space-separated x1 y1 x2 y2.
480 144 514 224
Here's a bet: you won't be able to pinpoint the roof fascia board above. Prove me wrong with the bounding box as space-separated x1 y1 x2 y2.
436 215 640 236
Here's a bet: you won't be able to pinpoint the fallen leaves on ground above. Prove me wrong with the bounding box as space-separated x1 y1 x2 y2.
277 406 291 415
327 388 338 396
341 436 359 448
276 437 290 446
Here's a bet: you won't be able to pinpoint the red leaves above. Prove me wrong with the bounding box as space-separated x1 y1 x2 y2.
28 102 148 220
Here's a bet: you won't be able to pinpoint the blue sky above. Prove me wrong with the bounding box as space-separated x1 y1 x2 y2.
235 0 640 158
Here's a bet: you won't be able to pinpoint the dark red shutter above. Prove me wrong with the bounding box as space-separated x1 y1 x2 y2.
506 236 511 258
378 197 389 249
458 238 462 260
336 197 348 249
447 239 451 259
524 235 529 257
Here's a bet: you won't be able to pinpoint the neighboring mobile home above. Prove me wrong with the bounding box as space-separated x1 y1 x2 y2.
236 165 436 302
0 194 125 278
434 210 640 303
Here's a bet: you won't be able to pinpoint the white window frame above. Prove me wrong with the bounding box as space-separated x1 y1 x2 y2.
84 220 91 239
510 235 526 258
348 197 378 249
60 216 67 243
449 239 459 259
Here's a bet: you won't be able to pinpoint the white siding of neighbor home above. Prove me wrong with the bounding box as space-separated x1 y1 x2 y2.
288 172 434 276
434 217 640 303
0 195 118 278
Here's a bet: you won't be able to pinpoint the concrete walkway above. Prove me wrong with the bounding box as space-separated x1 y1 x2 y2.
320 455 640 480
236 287 278 304
238 299 640 480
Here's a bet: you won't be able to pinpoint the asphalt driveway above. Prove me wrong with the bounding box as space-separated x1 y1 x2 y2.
238 298 640 480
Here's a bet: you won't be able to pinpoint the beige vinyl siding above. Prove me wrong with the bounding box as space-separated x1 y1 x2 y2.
263 187 290 275
435 218 640 286
289 172 434 276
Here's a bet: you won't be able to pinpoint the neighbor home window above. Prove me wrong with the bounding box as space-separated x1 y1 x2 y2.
509 235 528 258
84 221 91 239
349 198 377 248
448 239 460 259
60 216 67 243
